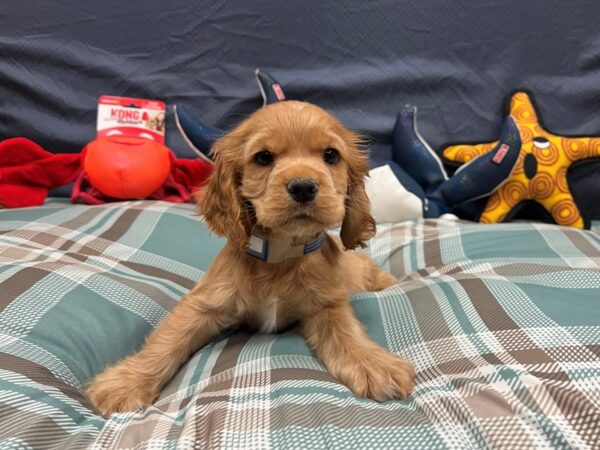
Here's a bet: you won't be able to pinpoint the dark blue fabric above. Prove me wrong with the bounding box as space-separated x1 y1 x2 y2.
388 112 521 218
435 116 521 207
392 105 447 190
570 162 600 219
1 0 599 214
174 104 222 155
172 70 283 158
255 70 286 105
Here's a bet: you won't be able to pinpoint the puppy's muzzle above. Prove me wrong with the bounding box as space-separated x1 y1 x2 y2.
286 178 319 203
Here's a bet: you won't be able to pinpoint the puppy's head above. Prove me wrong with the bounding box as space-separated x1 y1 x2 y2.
198 101 375 250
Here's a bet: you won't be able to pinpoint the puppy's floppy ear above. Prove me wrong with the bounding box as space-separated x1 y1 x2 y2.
197 127 251 249
340 131 376 250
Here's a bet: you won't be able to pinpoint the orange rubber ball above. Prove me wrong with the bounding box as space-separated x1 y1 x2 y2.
84 136 171 199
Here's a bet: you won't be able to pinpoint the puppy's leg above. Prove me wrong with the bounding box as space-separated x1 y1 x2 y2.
86 285 237 416
301 301 414 401
344 251 397 292
362 254 397 291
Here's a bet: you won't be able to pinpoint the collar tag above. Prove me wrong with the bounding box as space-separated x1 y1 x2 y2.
246 232 325 263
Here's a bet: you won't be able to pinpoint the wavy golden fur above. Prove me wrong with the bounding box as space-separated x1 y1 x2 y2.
87 101 415 416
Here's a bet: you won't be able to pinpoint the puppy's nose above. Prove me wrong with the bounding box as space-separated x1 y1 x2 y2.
286 178 318 203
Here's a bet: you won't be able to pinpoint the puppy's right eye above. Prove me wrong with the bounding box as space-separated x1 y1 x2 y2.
255 150 274 166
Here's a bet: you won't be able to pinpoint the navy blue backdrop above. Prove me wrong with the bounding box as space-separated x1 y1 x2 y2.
1 0 599 215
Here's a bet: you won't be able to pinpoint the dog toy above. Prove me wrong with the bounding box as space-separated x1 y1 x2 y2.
84 136 172 199
174 69 283 162
0 137 213 208
366 105 521 222
443 92 600 229
174 70 521 223
0 138 82 208
255 69 287 104
173 105 222 163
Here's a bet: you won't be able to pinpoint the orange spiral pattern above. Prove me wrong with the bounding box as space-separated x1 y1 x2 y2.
556 167 568 193
589 138 600 157
453 146 480 162
518 126 534 144
533 143 560 166
529 172 556 199
512 92 528 102
511 152 526 176
501 181 527 207
484 193 501 212
512 104 538 125
562 138 589 161
443 92 599 229
551 199 581 227
533 124 547 137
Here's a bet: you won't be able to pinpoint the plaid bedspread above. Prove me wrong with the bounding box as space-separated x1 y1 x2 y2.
1 200 599 449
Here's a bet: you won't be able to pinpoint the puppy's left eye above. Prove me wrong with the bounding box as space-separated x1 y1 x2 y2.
324 148 340 165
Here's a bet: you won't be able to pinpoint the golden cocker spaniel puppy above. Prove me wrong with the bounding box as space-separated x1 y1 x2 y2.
87 101 415 416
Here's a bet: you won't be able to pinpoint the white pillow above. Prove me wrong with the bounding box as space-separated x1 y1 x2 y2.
365 164 423 223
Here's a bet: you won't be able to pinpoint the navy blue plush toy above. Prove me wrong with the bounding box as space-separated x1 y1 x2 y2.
175 70 521 223
173 70 282 162
374 105 522 222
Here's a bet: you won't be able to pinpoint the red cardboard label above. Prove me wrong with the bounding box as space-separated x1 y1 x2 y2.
97 95 166 143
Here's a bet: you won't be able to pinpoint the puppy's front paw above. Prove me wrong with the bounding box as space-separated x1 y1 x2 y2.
86 361 160 417
372 271 398 291
339 349 415 401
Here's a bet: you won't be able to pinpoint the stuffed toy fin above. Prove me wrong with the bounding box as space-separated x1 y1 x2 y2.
392 105 448 190
255 68 286 105
174 69 286 161
443 92 600 229
433 115 521 207
173 104 222 162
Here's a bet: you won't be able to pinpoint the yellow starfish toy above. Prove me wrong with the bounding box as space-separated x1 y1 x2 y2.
443 92 600 229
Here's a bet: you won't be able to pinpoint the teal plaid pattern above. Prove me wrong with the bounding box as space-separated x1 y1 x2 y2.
1 200 599 449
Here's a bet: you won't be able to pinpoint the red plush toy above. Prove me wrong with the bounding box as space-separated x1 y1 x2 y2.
0 137 213 208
